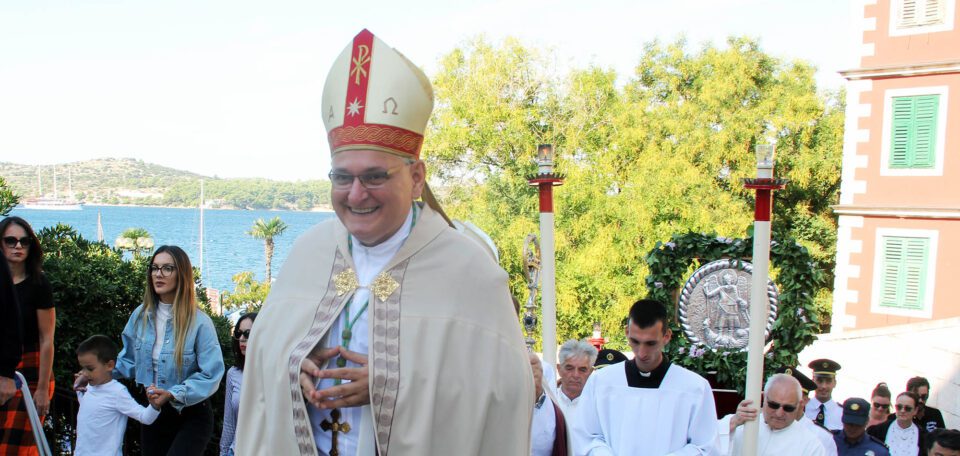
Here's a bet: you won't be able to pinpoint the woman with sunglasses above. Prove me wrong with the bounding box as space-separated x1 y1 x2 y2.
219 312 257 456
78 245 224 455
869 382 892 427
868 391 927 456
0 216 55 454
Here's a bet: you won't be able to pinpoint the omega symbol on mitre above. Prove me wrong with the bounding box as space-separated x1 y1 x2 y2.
383 98 398 115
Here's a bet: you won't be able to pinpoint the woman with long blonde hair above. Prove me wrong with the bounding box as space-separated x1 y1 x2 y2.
78 245 224 455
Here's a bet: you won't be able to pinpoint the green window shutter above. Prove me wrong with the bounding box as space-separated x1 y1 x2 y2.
879 236 930 310
889 95 939 169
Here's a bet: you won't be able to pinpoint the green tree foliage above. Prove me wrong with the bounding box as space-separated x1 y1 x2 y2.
0 177 19 215
247 216 288 283
426 37 843 348
115 227 155 258
163 178 331 210
221 271 270 313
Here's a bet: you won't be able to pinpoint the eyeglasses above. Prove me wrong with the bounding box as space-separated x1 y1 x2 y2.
765 400 798 413
918 394 929 401
234 329 251 340
2 236 30 248
896 404 915 412
328 163 410 189
149 264 177 277
873 402 891 410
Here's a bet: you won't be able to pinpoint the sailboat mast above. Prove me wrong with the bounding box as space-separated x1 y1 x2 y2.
199 179 204 284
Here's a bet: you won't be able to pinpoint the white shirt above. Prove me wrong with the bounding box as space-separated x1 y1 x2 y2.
310 207 414 456
885 422 920 456
800 418 838 456
730 419 827 456
532 393 558 456
572 361 718 456
804 397 843 431
553 383 582 417
75 380 160 456
152 302 173 363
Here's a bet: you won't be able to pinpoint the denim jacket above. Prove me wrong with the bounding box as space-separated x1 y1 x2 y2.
114 304 225 411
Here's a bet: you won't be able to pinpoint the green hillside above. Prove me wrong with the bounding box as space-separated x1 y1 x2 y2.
0 158 331 210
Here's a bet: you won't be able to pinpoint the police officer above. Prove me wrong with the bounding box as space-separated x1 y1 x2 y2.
833 398 890 456
806 358 844 430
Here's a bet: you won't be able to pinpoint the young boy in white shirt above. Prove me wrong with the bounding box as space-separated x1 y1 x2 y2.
74 335 166 456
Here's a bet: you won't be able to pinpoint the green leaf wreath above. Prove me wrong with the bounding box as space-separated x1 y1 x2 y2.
644 232 824 393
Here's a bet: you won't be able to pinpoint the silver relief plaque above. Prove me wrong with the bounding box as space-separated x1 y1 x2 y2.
677 259 778 349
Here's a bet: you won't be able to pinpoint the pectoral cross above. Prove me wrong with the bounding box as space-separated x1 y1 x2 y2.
320 408 351 456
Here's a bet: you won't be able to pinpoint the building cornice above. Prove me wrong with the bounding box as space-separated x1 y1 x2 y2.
840 60 960 80
833 205 960 219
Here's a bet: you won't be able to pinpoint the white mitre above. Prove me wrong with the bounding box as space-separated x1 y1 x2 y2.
321 29 434 159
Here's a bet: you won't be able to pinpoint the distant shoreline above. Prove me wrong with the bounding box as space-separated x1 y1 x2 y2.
23 202 335 213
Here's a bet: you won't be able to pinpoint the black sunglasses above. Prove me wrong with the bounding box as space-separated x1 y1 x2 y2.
896 404 914 412
765 400 798 413
2 236 30 248
234 329 251 340
873 402 891 410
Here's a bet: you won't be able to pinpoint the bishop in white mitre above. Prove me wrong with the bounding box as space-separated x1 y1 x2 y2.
235 29 534 456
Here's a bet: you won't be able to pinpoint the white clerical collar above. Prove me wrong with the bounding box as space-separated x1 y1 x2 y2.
352 206 415 282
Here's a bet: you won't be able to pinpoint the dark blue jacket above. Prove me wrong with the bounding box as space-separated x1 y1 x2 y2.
833 429 890 456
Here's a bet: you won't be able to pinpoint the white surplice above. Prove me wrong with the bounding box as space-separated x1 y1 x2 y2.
800 418 838 456
730 419 827 456
572 361 718 456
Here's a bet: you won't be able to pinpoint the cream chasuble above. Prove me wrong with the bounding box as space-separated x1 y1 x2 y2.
236 204 534 456
572 361 719 456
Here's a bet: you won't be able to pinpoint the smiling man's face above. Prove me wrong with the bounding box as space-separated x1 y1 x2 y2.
330 149 425 246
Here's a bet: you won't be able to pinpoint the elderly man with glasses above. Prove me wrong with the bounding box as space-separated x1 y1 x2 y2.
236 29 534 456
730 374 829 455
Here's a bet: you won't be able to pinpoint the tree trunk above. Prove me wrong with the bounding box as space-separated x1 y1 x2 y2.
265 238 274 283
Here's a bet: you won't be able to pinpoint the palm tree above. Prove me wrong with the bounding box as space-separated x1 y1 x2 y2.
247 216 288 283
115 227 154 258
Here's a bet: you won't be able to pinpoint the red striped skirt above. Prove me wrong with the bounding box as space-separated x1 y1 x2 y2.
0 350 54 456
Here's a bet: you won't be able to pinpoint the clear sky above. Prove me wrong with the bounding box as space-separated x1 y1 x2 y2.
0 0 855 181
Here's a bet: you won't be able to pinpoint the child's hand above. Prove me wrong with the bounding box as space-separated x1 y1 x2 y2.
73 372 89 393
146 385 172 409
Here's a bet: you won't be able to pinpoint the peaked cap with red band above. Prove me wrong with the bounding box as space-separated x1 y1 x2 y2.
322 29 434 159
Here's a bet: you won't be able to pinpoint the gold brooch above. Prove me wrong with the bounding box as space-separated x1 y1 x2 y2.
334 269 359 296
371 272 400 302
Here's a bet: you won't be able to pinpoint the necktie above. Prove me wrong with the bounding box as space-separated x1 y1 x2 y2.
815 403 825 426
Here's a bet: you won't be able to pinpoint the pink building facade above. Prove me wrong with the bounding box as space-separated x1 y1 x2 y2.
833 0 960 331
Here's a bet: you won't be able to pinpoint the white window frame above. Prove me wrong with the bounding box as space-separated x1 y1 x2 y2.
889 0 955 36
879 86 949 176
870 228 938 319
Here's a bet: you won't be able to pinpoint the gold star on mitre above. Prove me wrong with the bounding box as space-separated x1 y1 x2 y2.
371 272 399 302
334 269 359 296
347 97 363 116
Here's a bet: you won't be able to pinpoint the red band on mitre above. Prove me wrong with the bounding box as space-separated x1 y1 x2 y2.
328 124 424 158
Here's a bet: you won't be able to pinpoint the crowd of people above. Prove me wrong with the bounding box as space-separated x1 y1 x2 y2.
1 28 959 456
529 300 960 456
